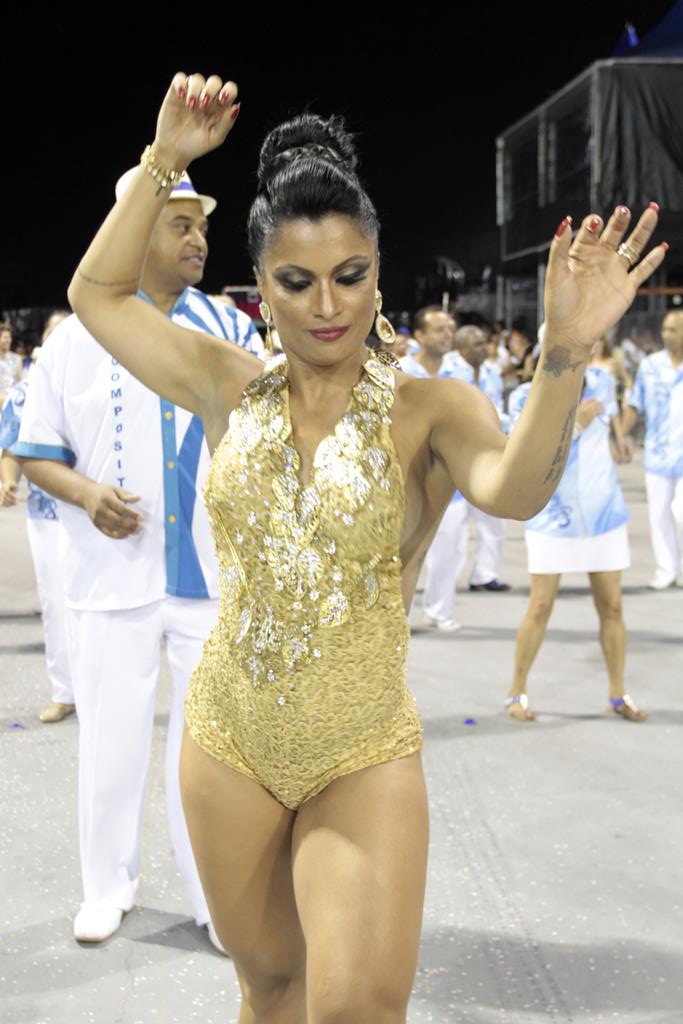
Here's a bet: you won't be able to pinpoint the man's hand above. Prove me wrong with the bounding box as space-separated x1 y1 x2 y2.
615 436 635 463
1 481 18 507
575 398 603 430
82 482 143 539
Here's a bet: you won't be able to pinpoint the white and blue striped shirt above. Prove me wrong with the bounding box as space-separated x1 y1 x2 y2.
16 289 263 611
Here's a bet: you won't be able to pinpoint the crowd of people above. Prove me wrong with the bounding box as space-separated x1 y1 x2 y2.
0 70 681 1022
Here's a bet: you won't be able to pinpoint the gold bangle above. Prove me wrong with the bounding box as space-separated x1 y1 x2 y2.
140 145 184 190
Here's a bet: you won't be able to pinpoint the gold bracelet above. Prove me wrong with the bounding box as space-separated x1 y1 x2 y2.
140 145 184 190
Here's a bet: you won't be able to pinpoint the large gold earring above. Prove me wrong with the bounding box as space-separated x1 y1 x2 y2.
259 300 275 357
374 290 396 345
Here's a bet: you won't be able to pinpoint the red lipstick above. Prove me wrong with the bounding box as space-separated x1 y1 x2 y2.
308 327 349 342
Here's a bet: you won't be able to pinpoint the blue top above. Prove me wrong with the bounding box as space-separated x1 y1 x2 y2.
509 367 629 538
0 376 59 520
628 349 683 477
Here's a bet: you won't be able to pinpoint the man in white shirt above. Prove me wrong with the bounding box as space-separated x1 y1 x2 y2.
17 170 263 945
400 307 469 630
399 305 455 378
447 325 511 592
622 310 683 589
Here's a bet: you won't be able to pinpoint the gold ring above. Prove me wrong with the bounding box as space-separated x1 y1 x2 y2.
617 241 640 268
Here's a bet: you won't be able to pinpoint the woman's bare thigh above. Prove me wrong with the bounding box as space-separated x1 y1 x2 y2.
291 752 429 1015
179 727 306 980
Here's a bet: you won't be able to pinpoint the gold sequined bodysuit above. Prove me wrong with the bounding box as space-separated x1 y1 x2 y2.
185 353 423 810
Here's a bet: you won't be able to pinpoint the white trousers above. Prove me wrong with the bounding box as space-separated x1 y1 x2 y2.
467 503 506 585
423 501 469 621
645 472 683 582
67 596 219 924
26 517 73 705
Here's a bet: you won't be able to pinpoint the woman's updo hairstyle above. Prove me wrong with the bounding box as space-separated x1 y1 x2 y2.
247 113 379 269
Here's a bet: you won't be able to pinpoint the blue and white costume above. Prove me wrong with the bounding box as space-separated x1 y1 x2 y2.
627 349 683 585
17 294 263 925
0 375 73 706
509 366 630 574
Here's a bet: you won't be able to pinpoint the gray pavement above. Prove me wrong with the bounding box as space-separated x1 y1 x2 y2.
1 452 682 1024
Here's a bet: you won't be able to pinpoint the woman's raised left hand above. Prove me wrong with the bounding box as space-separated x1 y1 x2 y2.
152 73 240 171
544 205 667 359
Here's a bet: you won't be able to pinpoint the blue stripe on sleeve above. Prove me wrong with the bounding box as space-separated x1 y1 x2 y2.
12 441 76 466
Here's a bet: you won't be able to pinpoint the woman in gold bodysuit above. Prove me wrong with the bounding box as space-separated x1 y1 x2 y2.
68 73 666 1023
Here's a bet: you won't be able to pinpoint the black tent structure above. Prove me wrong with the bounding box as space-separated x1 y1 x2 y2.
496 57 683 335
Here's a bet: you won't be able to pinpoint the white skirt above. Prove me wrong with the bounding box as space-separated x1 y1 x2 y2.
525 523 630 575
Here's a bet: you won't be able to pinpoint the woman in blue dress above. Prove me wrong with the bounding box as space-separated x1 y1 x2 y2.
504 357 647 722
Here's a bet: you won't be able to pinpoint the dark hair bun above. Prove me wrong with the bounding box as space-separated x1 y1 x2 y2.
247 112 379 266
257 114 359 191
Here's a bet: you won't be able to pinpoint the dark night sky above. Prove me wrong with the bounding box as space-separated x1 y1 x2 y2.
2 1 675 312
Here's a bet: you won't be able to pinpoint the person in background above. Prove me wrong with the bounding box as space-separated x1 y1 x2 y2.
590 336 632 410
0 311 75 724
0 323 22 407
400 305 455 377
400 307 466 630
622 310 683 590
18 168 263 947
391 325 411 358
484 324 512 376
448 324 512 592
508 321 535 384
618 328 645 380
504 360 646 722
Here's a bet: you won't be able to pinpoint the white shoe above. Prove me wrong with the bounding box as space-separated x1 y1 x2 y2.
74 905 123 942
647 574 676 590
206 920 230 956
425 616 462 632
39 701 76 723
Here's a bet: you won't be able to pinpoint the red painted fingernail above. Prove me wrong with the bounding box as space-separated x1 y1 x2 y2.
661 241 669 252
555 216 571 238
648 201 660 212
588 216 601 232
230 103 241 120
618 205 629 216
188 96 197 111
178 87 186 101
200 93 210 110
219 91 230 105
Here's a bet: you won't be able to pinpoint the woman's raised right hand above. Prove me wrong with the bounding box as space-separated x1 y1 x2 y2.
152 73 240 171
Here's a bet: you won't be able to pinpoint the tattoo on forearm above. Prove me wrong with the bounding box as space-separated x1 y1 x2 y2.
543 402 577 484
77 269 141 288
542 345 584 379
